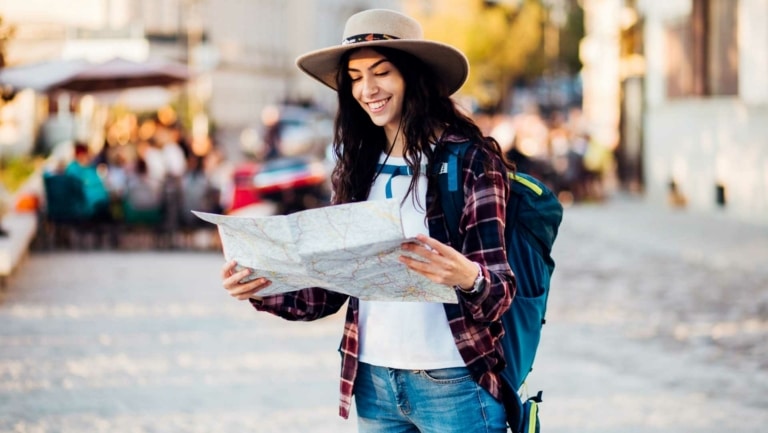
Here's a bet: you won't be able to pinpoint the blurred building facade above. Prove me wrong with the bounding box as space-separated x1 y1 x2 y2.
187 0 400 151
580 0 622 162
0 0 149 64
638 0 767 225
0 0 152 156
0 0 400 159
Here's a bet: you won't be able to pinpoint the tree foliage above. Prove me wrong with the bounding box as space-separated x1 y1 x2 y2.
0 15 16 68
559 2 584 75
406 0 545 112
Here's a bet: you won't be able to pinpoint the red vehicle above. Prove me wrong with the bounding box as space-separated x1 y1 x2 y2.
230 104 333 215
229 156 330 215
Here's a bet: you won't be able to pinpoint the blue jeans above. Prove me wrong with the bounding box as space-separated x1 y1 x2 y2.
354 362 507 433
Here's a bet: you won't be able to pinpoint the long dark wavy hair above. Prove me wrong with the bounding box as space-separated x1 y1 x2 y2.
330 46 513 205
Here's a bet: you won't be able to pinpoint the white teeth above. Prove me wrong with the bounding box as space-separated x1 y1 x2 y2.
369 99 386 110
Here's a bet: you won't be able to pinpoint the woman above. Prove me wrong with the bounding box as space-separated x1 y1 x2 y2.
221 9 515 432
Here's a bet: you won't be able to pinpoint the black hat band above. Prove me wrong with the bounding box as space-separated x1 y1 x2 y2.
342 33 400 45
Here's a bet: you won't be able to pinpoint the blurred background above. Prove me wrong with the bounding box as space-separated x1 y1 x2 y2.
0 1 766 432
0 0 763 232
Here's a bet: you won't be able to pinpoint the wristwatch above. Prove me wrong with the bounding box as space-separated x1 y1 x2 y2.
456 262 484 295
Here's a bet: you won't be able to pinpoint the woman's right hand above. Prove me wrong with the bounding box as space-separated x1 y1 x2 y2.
221 260 272 301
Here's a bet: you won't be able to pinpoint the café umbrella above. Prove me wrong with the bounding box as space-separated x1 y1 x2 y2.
0 57 191 94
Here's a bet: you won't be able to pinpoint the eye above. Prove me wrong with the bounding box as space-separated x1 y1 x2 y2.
374 69 390 77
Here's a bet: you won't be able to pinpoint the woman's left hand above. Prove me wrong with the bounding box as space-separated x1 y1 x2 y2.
400 234 478 290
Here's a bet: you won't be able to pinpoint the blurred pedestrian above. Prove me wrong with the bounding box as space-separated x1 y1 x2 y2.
135 138 165 184
155 122 187 236
65 141 110 220
123 156 164 224
156 121 188 179
180 154 220 227
260 104 282 160
220 9 514 432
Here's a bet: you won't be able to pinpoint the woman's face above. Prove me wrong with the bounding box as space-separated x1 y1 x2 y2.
347 48 405 134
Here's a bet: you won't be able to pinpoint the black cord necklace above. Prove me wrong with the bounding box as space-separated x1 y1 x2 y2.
373 123 402 182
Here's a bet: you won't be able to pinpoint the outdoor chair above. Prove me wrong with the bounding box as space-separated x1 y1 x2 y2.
41 173 113 249
118 194 168 250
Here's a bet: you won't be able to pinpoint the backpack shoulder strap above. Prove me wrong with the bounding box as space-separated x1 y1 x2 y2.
509 172 563 269
435 141 471 247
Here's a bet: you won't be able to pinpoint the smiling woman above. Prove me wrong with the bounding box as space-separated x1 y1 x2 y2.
220 8 517 433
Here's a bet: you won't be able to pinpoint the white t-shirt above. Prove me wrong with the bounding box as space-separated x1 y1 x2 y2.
357 153 465 370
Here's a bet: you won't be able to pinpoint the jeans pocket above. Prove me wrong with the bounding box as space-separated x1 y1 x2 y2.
420 366 473 384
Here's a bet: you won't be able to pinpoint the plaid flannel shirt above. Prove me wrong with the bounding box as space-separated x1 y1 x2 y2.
250 140 515 418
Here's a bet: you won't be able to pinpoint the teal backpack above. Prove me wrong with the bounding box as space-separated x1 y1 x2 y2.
435 141 563 433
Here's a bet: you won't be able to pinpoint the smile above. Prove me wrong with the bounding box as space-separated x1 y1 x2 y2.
367 98 390 112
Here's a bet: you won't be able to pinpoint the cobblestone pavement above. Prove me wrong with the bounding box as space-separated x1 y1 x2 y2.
1 197 767 433
530 197 768 433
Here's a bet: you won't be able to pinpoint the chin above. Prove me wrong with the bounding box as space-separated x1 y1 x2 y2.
368 116 390 127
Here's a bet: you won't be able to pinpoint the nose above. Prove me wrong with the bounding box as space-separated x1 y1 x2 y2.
360 76 378 98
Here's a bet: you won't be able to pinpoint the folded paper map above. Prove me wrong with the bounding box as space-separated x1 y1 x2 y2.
193 199 457 303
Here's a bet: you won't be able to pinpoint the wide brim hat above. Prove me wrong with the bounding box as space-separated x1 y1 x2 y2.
296 9 469 95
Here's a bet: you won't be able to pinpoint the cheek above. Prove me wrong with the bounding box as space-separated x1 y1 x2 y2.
350 83 364 103
351 87 371 112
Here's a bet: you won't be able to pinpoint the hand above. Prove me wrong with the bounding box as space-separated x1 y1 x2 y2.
221 260 272 301
399 234 479 290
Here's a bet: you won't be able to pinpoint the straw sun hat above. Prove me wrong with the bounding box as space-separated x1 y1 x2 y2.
296 9 469 95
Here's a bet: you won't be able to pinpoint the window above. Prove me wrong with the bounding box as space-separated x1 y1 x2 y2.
665 0 739 98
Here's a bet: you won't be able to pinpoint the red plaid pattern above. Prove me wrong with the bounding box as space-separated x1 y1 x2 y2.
250 139 515 418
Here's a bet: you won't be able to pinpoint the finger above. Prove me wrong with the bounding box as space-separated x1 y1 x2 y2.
401 241 443 261
237 290 261 301
414 234 460 258
222 266 252 289
221 260 272 300
226 275 271 297
402 247 472 287
223 268 272 294
400 253 429 273
221 260 238 279
399 255 451 285
402 239 459 275
231 279 271 300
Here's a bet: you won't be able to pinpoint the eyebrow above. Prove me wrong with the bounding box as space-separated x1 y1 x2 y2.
347 58 389 73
